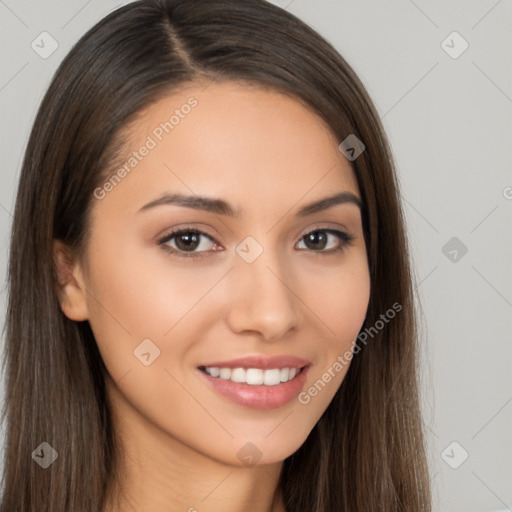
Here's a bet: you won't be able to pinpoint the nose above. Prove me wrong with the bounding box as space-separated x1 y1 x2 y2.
225 247 302 341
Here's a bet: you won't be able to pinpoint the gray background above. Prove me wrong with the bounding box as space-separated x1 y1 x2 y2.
0 1 511 511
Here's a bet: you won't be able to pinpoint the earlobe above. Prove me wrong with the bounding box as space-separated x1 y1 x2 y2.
52 239 89 321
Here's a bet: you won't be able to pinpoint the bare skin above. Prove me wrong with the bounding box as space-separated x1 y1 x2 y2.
54 80 371 512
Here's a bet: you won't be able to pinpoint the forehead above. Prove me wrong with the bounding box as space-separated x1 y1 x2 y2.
95 80 360 217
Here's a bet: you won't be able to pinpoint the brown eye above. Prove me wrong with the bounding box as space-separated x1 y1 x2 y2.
296 228 353 254
158 229 219 258
172 231 201 251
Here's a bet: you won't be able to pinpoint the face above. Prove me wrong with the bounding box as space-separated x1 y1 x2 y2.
56 81 370 467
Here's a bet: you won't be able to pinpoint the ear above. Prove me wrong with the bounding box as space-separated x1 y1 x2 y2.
53 239 89 321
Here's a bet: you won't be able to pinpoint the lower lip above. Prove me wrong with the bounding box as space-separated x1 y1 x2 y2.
197 366 310 410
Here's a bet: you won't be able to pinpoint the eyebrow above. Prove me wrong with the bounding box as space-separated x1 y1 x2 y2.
137 191 362 217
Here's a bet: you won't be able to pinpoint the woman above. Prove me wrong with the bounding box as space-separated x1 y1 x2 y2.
0 0 432 510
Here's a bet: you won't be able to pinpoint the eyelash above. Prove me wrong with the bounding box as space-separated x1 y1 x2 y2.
157 226 355 259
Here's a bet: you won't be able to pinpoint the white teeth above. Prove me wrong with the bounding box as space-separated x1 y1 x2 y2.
219 368 231 380
203 366 301 385
209 367 221 377
263 368 281 386
231 368 245 383
246 368 263 385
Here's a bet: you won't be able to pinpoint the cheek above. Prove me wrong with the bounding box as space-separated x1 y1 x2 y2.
303 253 371 346
294 254 370 410
330 267 370 344
83 239 228 377
294 302 369 433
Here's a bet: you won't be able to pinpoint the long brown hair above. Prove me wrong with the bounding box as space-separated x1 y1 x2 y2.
0 0 432 510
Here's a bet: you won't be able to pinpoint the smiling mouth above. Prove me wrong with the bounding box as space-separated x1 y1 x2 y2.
198 365 306 386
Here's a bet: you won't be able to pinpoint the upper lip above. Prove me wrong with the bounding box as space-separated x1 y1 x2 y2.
199 355 311 370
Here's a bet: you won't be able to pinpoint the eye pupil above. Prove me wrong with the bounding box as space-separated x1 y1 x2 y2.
305 231 327 250
176 232 200 251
